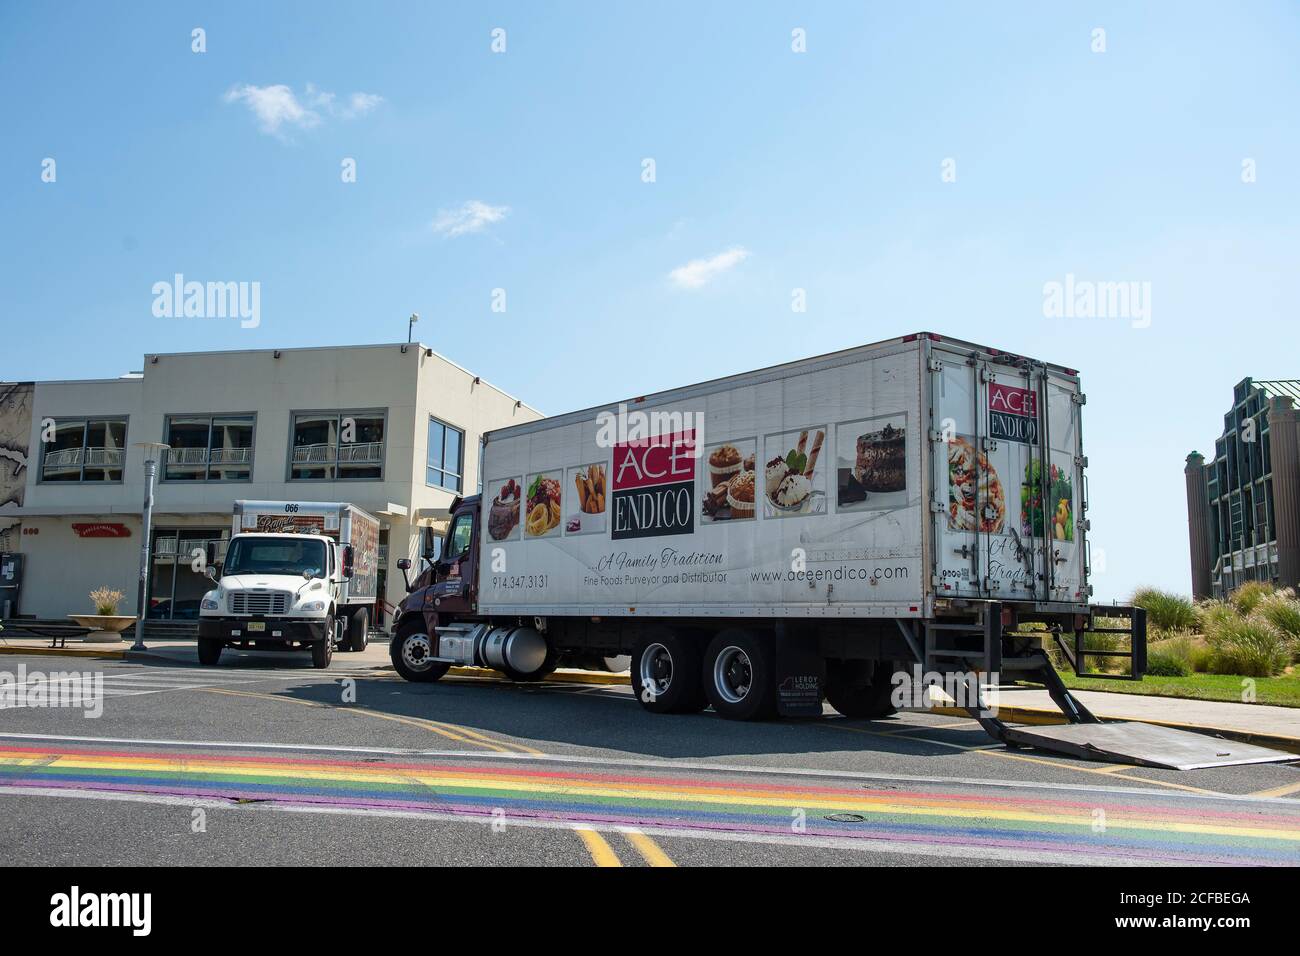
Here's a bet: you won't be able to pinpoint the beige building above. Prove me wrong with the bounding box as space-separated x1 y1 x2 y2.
0 343 540 625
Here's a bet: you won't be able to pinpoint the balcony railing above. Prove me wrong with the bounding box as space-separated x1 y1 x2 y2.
292 442 384 464
43 447 125 470
167 447 251 466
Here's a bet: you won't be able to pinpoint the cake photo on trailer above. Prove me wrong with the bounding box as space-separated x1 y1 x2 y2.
835 414 908 512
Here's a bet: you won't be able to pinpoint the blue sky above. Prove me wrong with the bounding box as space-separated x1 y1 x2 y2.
2 2 1298 600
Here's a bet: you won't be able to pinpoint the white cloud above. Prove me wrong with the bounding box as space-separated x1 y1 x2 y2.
668 247 750 289
430 201 511 238
225 83 383 137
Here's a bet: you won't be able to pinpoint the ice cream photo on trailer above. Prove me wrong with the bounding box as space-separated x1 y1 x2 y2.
701 438 757 524
565 462 608 536
762 427 827 518
836 413 908 513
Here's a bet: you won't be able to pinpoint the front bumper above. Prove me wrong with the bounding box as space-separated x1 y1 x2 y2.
198 616 328 643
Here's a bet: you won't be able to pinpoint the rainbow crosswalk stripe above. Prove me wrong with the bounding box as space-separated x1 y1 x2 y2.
1 744 1297 865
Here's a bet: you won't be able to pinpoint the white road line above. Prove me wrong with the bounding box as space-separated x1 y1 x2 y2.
0 730 1291 805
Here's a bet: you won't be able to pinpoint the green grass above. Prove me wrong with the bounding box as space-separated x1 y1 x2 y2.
1054 670 1300 707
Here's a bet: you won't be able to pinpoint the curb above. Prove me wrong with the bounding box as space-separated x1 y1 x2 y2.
930 704 1300 757
0 644 127 660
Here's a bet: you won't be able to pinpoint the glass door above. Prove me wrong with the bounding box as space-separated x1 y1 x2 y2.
148 528 228 619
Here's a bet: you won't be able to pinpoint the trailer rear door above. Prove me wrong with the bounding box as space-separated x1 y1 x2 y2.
929 346 1086 604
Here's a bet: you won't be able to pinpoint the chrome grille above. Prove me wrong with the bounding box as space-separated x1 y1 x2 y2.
231 591 289 615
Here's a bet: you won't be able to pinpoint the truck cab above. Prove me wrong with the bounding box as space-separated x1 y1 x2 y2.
197 531 355 668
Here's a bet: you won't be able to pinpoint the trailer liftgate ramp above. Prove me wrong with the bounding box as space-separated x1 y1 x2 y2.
908 604 1296 771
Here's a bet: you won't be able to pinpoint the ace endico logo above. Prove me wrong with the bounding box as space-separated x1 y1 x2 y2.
611 430 696 540
988 382 1038 445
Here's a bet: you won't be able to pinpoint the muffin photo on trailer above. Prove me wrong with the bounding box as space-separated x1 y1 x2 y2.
524 470 564 538
564 462 608 536
761 427 828 518
486 476 523 542
701 438 757 524
835 413 908 513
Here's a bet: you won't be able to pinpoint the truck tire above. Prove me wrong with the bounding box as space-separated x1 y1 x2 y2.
311 618 335 669
631 630 706 714
197 638 222 666
825 660 898 719
703 628 777 721
346 607 369 652
390 617 451 683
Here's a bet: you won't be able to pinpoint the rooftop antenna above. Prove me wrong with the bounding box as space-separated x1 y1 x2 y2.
407 312 419 344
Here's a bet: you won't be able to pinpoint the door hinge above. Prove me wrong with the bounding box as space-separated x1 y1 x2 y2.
930 500 946 514
1072 392 1087 405
927 358 944 372
980 367 996 383
1075 455 1088 468
981 436 998 453
1079 518 1091 532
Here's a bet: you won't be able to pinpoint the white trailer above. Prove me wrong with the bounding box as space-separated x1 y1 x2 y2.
385 334 1289 767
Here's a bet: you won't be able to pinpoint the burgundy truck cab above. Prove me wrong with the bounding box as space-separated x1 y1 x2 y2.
397 496 480 625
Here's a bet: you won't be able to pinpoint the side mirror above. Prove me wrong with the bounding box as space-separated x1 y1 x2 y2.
342 545 355 579
205 566 218 582
396 557 413 593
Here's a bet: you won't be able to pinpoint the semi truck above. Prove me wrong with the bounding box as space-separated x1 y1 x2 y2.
386 333 1287 768
198 500 380 668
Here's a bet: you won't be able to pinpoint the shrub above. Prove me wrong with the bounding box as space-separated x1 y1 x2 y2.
1204 614 1293 677
1146 645 1192 677
1256 592 1300 641
1131 587 1198 632
1229 581 1275 615
89 587 125 616
1195 599 1236 633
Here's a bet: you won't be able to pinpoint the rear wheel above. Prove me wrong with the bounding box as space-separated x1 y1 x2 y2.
197 638 222 666
825 660 898 719
703 628 776 721
390 617 451 683
346 607 369 652
630 630 706 714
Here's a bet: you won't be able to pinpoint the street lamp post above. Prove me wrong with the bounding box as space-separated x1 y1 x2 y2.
132 441 170 652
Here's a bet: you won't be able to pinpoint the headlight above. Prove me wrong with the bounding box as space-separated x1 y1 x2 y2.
200 595 220 611
298 600 327 612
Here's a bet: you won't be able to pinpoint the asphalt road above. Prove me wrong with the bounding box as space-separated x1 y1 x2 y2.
1 649 1298 866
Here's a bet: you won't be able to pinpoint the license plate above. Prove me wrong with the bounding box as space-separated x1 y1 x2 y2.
247 622 265 632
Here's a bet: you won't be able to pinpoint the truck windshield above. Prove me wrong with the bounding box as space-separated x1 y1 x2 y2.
223 538 327 578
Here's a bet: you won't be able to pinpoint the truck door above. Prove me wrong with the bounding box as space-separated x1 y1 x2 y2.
430 506 478 614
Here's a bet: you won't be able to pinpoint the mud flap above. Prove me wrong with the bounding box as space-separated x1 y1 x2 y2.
775 624 824 717
999 721 1295 770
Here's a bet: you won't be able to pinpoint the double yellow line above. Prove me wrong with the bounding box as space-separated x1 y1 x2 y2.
575 827 675 867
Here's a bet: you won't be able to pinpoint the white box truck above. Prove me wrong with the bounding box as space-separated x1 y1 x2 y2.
198 500 380 668
387 333 1249 765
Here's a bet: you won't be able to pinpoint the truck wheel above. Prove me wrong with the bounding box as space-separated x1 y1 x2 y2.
197 638 223 666
703 629 776 721
825 660 898 719
631 630 706 714
346 607 369 652
390 618 451 683
311 619 335 669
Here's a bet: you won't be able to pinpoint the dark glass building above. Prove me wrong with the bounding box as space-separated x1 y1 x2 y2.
1185 378 1300 599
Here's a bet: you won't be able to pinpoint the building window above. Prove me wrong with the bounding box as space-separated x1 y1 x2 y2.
426 417 463 492
163 415 254 481
290 411 385 480
39 418 128 482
